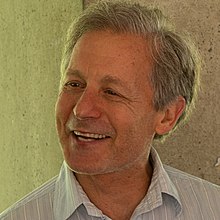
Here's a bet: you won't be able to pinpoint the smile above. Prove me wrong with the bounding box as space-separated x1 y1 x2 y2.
73 130 109 141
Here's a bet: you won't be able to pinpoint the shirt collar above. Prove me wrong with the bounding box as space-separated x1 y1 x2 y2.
135 147 182 217
53 161 86 220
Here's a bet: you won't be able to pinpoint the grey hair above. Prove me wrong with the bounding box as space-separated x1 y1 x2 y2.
60 0 200 140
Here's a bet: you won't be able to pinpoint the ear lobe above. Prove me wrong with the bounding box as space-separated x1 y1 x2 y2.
155 96 186 135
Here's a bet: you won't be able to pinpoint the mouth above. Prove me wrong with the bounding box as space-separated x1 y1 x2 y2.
72 130 110 142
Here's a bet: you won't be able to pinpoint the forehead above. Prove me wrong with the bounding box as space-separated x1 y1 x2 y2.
67 30 153 85
76 30 146 50
72 30 152 62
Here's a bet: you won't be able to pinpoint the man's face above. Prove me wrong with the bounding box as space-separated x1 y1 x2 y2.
55 30 162 175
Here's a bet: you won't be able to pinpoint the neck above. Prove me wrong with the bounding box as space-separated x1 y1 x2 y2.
75 159 153 220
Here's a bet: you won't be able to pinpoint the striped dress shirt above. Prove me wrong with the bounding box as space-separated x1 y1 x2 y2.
1 147 220 220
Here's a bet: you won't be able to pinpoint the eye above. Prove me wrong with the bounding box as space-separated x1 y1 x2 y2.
63 81 85 90
66 81 80 87
105 89 119 96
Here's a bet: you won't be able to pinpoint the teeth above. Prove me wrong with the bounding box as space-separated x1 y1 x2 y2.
74 131 107 139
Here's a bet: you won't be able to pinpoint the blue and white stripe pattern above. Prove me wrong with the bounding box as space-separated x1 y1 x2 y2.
1 147 220 219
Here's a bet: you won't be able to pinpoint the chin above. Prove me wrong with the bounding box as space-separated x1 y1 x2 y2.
63 155 110 175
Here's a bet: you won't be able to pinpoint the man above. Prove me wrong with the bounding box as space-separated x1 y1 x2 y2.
1 1 219 219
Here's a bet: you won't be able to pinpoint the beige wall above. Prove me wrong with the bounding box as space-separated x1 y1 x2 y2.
0 0 83 212
84 0 220 185
153 0 220 185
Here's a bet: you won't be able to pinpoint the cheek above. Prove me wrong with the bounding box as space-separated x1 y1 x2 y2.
55 94 73 129
113 109 156 145
111 111 138 146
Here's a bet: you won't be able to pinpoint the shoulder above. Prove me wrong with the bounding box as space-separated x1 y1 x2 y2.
164 165 220 218
0 176 57 220
164 164 220 191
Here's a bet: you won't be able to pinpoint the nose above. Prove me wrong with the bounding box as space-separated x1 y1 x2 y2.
73 89 102 120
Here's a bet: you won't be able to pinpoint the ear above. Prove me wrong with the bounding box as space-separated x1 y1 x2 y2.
155 96 186 135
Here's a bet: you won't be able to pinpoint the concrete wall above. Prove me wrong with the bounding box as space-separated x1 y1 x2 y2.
151 0 220 185
0 0 83 212
84 0 220 185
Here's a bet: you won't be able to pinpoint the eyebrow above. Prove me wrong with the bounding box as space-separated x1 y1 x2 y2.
100 75 129 90
66 69 84 79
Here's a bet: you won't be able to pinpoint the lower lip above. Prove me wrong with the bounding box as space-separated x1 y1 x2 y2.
78 136 101 142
